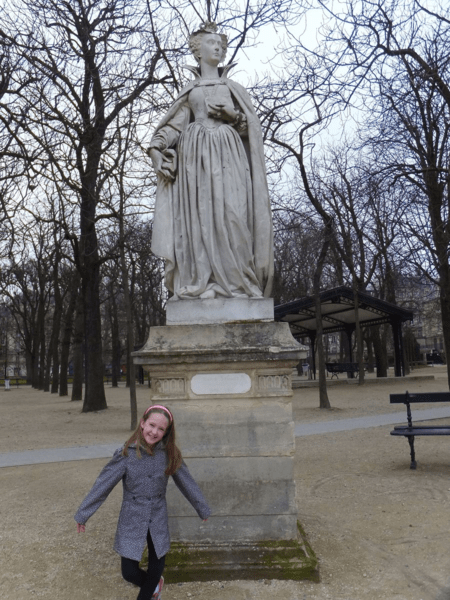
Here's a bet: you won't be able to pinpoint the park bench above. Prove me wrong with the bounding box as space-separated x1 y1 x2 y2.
325 362 359 379
390 391 450 469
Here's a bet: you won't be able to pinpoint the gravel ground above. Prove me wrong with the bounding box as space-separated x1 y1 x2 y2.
1 366 450 600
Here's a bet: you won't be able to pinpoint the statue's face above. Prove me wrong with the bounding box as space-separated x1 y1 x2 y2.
198 33 223 66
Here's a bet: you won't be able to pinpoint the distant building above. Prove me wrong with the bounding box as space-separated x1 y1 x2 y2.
395 275 444 360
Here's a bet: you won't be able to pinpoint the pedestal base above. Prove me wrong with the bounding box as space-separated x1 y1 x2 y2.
133 318 308 579
141 523 319 583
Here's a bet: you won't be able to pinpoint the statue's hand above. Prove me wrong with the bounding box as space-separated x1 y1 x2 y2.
148 148 177 182
207 102 238 123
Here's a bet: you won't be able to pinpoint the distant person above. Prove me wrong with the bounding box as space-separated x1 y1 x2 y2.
74 404 210 600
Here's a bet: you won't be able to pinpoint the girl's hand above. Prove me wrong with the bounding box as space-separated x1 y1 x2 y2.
77 523 85 533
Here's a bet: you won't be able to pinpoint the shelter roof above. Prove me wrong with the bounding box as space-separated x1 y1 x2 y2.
274 286 413 338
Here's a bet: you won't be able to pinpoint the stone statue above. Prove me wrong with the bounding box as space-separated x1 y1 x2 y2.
148 22 274 301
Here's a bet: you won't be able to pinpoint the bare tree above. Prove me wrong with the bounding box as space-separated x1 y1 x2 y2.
1 0 303 411
302 0 450 384
0 0 174 410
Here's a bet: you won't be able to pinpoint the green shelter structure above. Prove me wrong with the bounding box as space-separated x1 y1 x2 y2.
274 286 414 378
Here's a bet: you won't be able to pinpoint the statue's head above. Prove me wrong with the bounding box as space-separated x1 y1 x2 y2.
189 21 228 64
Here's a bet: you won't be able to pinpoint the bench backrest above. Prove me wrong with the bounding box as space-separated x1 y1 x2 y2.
390 392 450 404
326 363 359 371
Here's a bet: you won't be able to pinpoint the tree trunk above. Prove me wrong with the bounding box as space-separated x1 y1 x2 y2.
81 259 107 411
79 152 107 412
109 287 120 388
440 275 450 390
371 325 388 377
71 294 84 401
119 225 138 429
60 273 80 397
403 338 411 376
315 300 330 409
50 327 60 393
38 318 46 390
31 305 42 389
353 281 365 385
50 258 63 393
43 341 52 392
342 330 352 362
25 350 33 385
365 336 375 373
314 223 332 409
126 349 131 388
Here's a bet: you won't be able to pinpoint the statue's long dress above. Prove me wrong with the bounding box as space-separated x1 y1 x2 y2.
152 81 264 300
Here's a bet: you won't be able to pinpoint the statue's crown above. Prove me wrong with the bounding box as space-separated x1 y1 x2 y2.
194 21 219 35
189 21 228 47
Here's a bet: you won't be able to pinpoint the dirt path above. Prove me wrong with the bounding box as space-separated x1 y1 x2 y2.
1 367 450 599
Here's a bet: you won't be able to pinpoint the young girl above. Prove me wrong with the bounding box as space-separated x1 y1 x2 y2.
74 404 211 600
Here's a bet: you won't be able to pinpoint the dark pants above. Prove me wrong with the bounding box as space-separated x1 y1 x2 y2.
121 531 165 599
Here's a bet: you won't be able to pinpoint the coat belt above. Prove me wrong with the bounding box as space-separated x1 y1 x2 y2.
125 493 163 501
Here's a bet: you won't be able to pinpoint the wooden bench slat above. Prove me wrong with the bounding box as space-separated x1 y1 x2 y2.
393 425 450 429
391 428 450 436
390 392 450 403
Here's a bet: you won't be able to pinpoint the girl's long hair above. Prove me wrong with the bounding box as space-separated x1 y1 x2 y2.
122 406 182 476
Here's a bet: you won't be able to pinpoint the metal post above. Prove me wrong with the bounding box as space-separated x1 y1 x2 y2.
309 333 316 380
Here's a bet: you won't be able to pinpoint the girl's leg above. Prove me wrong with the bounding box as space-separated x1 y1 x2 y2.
121 532 165 597
136 531 165 600
121 556 146 588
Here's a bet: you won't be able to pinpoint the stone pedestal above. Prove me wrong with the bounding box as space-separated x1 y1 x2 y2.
133 303 315 581
166 296 275 325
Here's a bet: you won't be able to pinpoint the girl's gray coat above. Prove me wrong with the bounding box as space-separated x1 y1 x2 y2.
74 443 211 561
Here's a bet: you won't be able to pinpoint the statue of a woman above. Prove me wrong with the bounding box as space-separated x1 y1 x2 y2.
148 22 273 301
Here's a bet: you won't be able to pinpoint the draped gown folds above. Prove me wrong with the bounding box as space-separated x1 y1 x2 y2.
150 72 274 300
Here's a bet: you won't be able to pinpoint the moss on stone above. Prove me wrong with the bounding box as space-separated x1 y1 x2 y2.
140 521 319 583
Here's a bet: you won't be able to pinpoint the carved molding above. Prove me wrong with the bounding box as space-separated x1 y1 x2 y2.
154 378 185 395
258 375 290 391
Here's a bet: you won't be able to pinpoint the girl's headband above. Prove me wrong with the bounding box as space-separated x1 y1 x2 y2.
144 405 173 423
